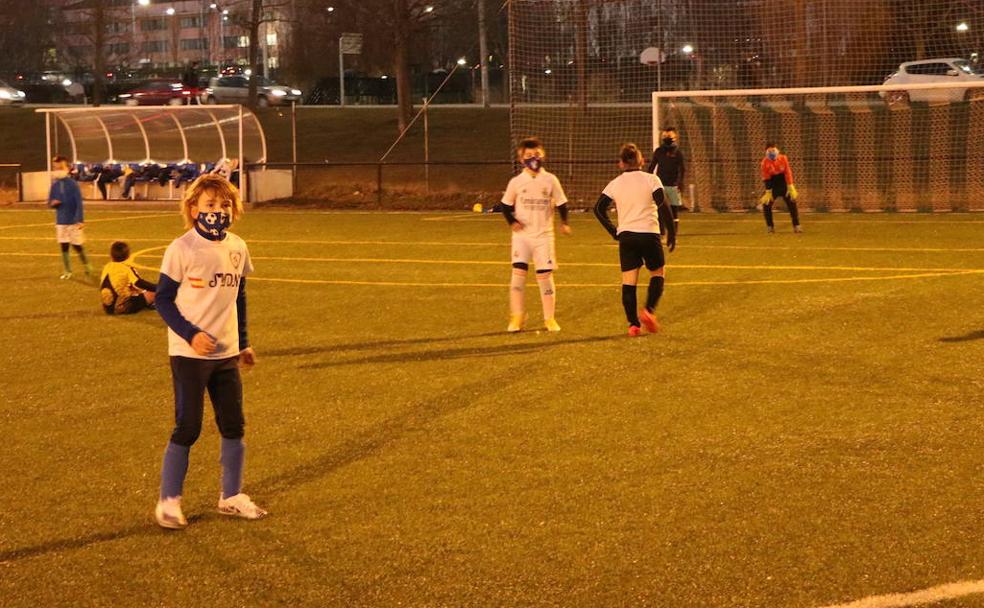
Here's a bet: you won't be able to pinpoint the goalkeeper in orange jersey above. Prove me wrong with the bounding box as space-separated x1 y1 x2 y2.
759 143 802 234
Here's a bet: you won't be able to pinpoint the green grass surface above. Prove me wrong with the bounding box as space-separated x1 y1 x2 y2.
2 209 984 607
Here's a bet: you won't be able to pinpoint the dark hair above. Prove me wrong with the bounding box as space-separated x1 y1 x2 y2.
619 143 642 167
662 127 678 133
518 137 543 151
110 241 130 262
52 155 69 165
765 142 777 149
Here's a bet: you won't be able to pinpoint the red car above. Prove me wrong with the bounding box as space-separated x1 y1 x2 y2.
118 80 201 106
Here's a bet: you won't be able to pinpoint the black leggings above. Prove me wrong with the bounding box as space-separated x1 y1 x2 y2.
764 197 800 228
169 356 244 446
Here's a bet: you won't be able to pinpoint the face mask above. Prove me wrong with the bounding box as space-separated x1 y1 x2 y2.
766 150 779 161
662 137 676 147
522 156 542 172
196 210 231 240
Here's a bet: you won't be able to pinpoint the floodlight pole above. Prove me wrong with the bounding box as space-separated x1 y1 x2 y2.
338 37 345 106
423 97 429 193
291 100 297 194
478 0 489 107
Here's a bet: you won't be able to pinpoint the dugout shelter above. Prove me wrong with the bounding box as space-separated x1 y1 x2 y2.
22 106 290 203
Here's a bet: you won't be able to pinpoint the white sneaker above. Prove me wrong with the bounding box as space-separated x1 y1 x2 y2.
59 272 72 280
155 497 188 529
217 493 268 520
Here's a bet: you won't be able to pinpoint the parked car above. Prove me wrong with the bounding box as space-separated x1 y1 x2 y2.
881 58 984 103
201 75 302 106
0 79 26 105
117 80 201 105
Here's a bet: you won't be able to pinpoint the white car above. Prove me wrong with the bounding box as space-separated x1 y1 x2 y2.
201 75 302 107
0 79 26 105
881 58 984 103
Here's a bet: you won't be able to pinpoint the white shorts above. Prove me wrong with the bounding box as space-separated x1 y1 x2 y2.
55 223 85 245
511 234 556 271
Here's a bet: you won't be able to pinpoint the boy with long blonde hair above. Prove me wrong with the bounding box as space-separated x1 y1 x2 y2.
153 173 266 529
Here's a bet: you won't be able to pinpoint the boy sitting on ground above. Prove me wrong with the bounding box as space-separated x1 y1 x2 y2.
100 241 157 314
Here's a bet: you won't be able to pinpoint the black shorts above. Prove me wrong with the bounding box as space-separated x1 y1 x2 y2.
114 295 149 315
618 232 664 272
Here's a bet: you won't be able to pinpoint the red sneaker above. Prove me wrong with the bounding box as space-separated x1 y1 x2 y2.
627 325 643 337
639 308 661 333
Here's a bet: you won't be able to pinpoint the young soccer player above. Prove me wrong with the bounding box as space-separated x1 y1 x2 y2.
594 144 677 336
500 137 571 333
153 173 266 529
99 241 157 315
647 127 686 232
759 143 802 233
47 155 92 279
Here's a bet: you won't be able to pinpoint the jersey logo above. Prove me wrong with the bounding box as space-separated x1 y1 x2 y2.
230 251 242 268
208 273 241 288
188 276 205 289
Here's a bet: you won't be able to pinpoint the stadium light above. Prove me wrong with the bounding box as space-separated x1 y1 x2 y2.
681 44 694 54
544 68 552 75
138 0 150 5
327 6 334 12
957 22 969 32
210 3 217 8
457 58 467 66
166 7 175 15
424 5 433 12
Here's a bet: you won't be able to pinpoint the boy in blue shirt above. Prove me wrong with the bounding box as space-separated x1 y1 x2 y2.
47 155 92 279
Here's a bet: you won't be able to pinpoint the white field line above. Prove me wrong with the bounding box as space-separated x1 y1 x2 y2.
819 579 984 608
0 213 174 230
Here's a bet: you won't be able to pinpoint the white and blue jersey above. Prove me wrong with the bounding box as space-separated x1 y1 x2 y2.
156 228 253 359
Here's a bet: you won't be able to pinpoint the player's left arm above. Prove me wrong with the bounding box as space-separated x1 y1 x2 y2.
71 182 84 225
783 155 798 199
553 176 571 235
593 194 618 240
678 150 686 185
238 245 256 366
654 188 676 252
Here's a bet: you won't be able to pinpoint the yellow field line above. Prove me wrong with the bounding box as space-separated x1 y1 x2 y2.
819 578 984 608
118 246 979 288
122 251 984 274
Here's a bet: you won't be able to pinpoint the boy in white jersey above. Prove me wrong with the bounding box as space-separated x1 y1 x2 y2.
594 144 677 336
153 174 266 529
500 137 571 332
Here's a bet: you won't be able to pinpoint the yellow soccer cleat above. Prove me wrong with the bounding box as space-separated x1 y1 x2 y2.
544 318 561 332
507 314 526 333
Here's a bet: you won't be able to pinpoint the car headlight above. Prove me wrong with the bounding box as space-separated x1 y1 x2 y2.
0 90 11 100
16 90 25 97
291 89 302 96
271 89 287 96
119 93 131 98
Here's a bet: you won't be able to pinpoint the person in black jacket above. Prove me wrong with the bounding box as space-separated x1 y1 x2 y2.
647 127 686 233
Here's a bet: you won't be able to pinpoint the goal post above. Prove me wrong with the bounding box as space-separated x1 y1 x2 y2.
653 81 984 212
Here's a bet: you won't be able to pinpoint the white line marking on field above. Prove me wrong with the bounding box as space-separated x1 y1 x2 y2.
819 579 984 608
0 213 173 230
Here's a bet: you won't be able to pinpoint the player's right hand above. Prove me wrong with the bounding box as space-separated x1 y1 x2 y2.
510 221 524 232
667 236 677 252
191 332 217 356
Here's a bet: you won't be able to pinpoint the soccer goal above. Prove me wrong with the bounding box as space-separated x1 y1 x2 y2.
653 81 984 212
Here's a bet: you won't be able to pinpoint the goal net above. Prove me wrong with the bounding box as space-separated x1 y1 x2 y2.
507 0 984 210
655 83 984 212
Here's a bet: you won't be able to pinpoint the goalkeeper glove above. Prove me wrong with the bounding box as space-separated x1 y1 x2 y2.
787 184 799 200
759 190 772 206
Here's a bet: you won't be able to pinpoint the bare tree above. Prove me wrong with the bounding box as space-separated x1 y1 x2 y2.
225 0 291 108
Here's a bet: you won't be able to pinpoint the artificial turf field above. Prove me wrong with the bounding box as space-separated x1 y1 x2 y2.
2 208 984 608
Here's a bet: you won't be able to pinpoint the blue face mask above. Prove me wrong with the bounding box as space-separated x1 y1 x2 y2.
523 156 542 172
196 210 230 240
766 150 779 161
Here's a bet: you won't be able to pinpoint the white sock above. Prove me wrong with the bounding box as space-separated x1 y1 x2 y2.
538 272 556 320
510 269 526 316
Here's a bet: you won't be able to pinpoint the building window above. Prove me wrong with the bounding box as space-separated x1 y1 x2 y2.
108 42 130 55
267 56 279 69
142 18 167 32
142 40 168 53
105 21 130 34
180 16 203 29
180 38 208 51
223 36 239 49
266 32 277 46
68 45 93 58
238 36 250 48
